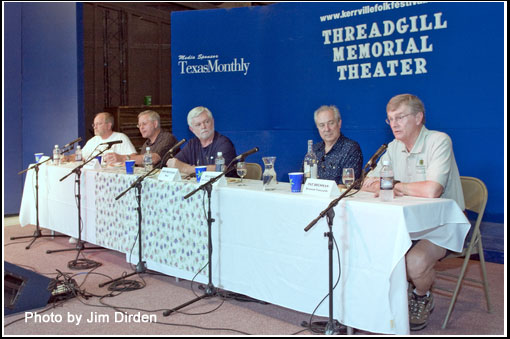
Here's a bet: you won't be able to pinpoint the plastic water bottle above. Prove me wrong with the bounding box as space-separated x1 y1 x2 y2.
143 147 153 172
303 140 318 182
53 145 61 165
75 145 83 162
215 152 225 172
380 160 394 202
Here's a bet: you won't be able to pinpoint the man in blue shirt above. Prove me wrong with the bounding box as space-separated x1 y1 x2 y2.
166 106 236 176
312 105 363 184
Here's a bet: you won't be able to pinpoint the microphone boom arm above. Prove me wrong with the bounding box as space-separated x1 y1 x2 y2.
183 147 258 199
116 165 159 200
59 143 115 182
304 152 380 232
184 162 236 200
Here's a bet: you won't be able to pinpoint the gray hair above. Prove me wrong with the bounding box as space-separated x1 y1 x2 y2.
386 94 426 124
313 105 341 125
96 112 114 128
187 106 213 126
138 110 161 128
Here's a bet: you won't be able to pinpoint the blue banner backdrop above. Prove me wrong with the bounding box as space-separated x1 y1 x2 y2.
171 2 504 222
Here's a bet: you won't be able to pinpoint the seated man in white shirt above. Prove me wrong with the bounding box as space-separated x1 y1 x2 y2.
65 112 136 163
63 112 136 244
361 94 464 331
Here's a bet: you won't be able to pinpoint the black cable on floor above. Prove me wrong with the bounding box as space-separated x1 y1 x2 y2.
68 258 102 270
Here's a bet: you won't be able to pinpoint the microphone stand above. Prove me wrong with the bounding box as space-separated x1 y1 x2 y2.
162 158 238 317
98 153 171 288
11 157 68 249
303 165 376 335
46 147 110 263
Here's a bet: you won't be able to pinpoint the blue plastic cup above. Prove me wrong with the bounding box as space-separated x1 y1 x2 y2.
289 172 304 193
34 153 44 163
125 160 135 174
195 166 207 182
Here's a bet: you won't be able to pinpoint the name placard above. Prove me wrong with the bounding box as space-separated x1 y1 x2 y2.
158 168 181 182
199 171 227 187
302 178 340 198
83 159 101 170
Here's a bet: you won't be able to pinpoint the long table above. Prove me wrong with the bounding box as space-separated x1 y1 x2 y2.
19 161 470 334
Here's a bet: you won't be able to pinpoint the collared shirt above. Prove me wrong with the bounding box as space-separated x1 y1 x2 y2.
369 126 464 210
141 130 179 167
312 133 363 184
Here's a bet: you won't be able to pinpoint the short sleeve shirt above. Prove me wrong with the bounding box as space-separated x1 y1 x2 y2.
368 126 464 210
175 131 237 170
141 130 179 167
82 132 137 160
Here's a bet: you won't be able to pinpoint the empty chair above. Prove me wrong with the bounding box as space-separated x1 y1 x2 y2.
244 163 262 180
436 176 491 329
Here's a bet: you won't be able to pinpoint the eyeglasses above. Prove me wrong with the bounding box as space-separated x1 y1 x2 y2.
385 113 413 125
91 122 105 128
137 121 152 128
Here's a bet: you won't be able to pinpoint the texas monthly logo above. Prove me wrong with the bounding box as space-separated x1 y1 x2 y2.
177 54 250 76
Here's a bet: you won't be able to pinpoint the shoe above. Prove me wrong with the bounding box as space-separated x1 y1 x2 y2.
409 291 434 331
68 237 77 244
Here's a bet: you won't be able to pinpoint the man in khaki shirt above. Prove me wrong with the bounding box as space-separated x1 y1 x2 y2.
362 94 464 331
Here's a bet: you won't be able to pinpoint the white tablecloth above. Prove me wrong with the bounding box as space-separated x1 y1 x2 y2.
19 162 470 334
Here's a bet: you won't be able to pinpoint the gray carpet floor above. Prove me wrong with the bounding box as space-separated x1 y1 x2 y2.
3 222 506 336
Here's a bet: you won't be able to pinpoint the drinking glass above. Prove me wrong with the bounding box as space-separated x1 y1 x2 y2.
342 168 355 188
236 162 247 185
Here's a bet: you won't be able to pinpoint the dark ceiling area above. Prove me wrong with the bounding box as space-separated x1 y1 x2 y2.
82 2 275 143
145 2 274 11
137 2 274 14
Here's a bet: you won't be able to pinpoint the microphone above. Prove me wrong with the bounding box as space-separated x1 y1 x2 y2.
168 138 186 156
99 140 123 147
364 143 388 170
158 139 186 168
64 137 82 148
234 147 259 161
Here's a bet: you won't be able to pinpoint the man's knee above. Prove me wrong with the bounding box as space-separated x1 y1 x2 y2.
406 240 446 279
406 249 429 279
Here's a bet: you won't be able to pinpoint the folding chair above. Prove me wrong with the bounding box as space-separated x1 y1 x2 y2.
437 176 491 329
245 162 262 180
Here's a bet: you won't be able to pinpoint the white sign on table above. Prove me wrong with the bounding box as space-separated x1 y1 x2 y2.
158 168 181 182
302 178 340 198
199 171 227 187
83 159 101 170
